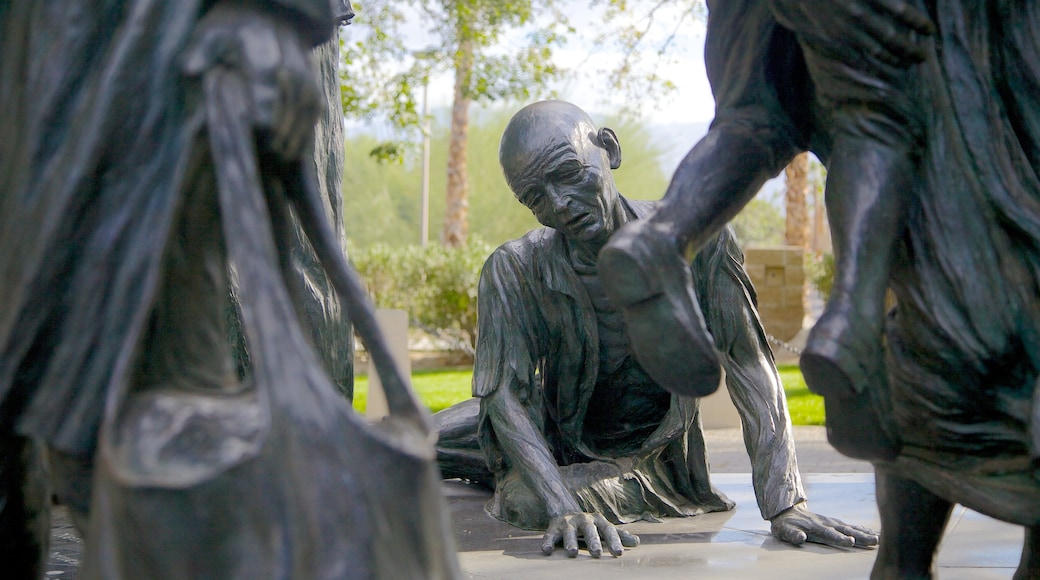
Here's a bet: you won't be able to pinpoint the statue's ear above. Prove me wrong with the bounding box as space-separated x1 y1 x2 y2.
598 127 622 170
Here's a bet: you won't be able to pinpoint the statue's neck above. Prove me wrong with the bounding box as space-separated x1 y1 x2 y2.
568 200 631 273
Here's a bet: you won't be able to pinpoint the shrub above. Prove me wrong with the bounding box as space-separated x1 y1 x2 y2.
805 251 834 299
350 238 494 355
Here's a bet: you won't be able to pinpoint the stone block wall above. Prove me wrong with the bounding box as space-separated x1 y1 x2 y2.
742 245 805 343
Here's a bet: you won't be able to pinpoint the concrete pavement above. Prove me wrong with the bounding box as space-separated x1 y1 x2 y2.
44 427 1025 578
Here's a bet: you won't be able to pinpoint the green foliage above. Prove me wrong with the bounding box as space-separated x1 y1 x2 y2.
590 0 707 117
730 198 785 246
343 103 672 249
341 134 424 245
353 368 474 413
597 114 671 201
339 0 568 153
777 364 826 426
350 239 494 354
805 251 835 298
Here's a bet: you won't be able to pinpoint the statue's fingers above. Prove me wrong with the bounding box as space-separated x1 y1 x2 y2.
619 529 640 548
541 529 559 556
595 519 624 557
581 521 602 558
807 526 855 548
773 522 808 545
836 524 879 547
564 523 579 558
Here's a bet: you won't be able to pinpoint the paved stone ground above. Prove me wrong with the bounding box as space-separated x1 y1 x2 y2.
42 426 866 577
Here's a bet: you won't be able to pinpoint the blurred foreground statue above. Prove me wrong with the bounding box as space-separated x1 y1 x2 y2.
598 0 1040 576
0 2 458 578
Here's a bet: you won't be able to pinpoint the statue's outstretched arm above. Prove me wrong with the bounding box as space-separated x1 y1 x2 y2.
482 386 639 558
699 234 879 549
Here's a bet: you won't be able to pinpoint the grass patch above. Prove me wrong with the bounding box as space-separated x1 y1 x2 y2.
777 364 825 426
353 367 472 414
354 364 826 426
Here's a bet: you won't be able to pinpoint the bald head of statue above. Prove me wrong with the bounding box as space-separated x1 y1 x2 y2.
498 101 625 247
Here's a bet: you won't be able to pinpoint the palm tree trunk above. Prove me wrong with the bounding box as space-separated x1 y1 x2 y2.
784 152 810 247
443 37 473 248
785 151 812 319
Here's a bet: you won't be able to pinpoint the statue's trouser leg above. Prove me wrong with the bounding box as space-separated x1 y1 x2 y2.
0 431 50 579
433 398 494 488
1015 526 1040 580
801 126 913 400
871 466 952 580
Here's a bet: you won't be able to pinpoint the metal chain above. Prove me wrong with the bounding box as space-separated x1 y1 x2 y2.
766 333 803 355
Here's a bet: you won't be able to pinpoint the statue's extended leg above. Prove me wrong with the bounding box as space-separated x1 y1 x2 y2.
822 391 900 461
0 431 50 579
598 111 799 397
598 221 720 398
871 467 952 579
1015 526 1040 580
801 132 912 401
433 398 494 488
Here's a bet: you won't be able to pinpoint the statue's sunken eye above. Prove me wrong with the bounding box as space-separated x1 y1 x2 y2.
553 162 585 184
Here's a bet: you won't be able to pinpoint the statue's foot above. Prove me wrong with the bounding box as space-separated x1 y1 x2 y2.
598 220 721 397
800 303 883 399
823 391 900 461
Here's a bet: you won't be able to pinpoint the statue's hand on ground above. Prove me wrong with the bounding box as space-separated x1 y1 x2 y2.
541 512 640 558
769 502 879 548
183 1 323 162
768 0 935 67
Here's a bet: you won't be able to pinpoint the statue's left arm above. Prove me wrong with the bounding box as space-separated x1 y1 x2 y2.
695 229 878 548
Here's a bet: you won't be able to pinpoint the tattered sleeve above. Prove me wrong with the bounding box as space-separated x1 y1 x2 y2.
472 245 541 402
694 227 806 519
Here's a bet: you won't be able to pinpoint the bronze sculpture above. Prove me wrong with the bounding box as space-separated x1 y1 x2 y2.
599 0 1040 577
0 1 459 577
436 100 877 558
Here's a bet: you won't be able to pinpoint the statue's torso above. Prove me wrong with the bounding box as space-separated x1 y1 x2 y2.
577 270 671 457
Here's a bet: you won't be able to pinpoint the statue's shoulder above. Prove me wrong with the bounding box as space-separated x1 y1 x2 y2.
623 197 657 219
488 227 562 264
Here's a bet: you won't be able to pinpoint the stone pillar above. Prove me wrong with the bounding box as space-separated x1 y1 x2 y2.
366 309 411 421
743 245 806 342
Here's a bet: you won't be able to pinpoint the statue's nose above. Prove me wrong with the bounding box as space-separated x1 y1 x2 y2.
546 186 572 215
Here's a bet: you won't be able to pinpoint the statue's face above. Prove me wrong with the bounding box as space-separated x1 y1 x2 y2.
514 124 620 245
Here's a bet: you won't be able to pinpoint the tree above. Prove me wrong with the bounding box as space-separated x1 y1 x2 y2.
340 0 569 246
342 103 672 248
784 152 810 247
591 0 707 117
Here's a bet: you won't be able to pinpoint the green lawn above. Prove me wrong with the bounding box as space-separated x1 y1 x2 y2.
352 368 474 416
777 364 826 426
354 364 826 426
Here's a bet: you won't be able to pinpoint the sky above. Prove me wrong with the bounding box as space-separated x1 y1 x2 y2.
379 1 717 175
391 1 717 126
